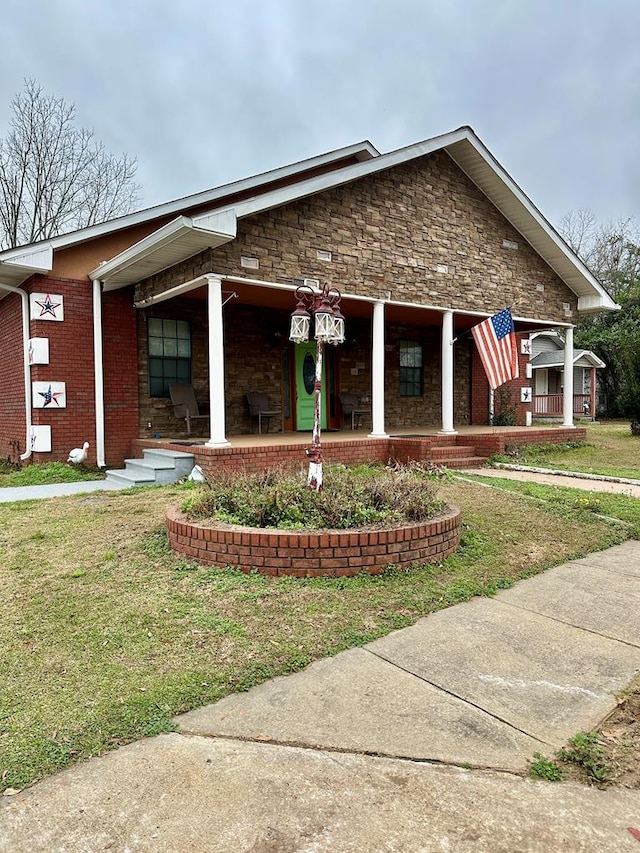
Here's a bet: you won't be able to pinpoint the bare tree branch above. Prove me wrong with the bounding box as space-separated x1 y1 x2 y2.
559 208 640 299
0 79 140 249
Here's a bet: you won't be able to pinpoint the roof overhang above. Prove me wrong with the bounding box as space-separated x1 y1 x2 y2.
90 212 236 290
0 245 53 294
132 127 613 313
531 350 606 369
210 127 616 314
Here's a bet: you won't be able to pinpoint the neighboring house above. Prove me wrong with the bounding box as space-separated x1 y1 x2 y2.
530 331 605 419
0 127 617 466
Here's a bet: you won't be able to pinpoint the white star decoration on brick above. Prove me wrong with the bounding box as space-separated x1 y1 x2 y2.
29 293 64 322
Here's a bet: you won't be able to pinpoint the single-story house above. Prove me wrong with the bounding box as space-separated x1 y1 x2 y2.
0 126 617 468
529 331 605 419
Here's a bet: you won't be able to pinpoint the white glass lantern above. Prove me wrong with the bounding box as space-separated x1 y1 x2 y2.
331 302 345 345
289 303 311 343
314 293 335 342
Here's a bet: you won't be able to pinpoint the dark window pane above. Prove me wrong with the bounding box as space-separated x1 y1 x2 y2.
149 358 164 378
149 376 165 396
148 321 192 397
399 341 423 397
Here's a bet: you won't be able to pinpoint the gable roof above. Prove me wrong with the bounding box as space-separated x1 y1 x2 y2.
531 349 606 369
0 128 618 313
0 139 378 288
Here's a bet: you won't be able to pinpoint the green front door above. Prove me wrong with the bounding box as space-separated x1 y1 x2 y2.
294 343 327 430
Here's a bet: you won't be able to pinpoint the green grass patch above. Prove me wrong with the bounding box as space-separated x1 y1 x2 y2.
0 461 105 488
557 732 611 784
529 752 564 781
493 421 640 480
0 476 630 792
462 473 640 539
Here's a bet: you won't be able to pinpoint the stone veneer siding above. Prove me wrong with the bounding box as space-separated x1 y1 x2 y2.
166 504 461 577
135 150 578 324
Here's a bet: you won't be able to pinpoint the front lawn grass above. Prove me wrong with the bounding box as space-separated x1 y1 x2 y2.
0 478 628 792
495 421 640 480
0 460 105 487
463 473 640 539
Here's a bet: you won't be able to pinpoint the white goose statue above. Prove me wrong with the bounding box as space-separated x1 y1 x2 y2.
67 441 90 464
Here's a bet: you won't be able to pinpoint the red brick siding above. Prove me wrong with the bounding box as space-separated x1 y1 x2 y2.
471 333 534 427
27 275 96 463
0 292 27 461
135 426 586 479
103 289 139 465
166 504 461 577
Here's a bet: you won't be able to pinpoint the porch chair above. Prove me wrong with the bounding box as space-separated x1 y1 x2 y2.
169 383 210 436
245 392 282 434
339 392 370 430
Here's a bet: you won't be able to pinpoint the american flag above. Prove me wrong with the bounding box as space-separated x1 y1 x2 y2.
471 307 519 390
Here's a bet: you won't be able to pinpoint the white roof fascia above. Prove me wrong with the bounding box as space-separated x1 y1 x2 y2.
90 215 236 289
531 330 562 340
3 245 53 272
0 245 54 291
0 141 379 262
531 351 605 370
576 293 615 312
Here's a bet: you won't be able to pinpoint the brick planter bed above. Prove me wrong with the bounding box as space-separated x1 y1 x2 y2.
166 504 461 578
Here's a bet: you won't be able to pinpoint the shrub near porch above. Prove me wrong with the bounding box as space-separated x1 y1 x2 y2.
170 465 460 576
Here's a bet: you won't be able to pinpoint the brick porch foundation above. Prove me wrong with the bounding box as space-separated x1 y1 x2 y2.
136 427 587 477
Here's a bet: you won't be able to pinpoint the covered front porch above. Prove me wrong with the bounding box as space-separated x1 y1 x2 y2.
130 273 582 455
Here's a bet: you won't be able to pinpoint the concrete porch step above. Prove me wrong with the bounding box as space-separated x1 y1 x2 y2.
104 468 157 488
431 456 488 470
105 449 195 488
430 444 478 459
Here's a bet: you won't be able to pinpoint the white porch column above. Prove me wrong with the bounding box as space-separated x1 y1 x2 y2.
590 366 597 419
205 274 230 447
369 300 388 438
440 310 457 434
92 279 106 466
562 325 576 428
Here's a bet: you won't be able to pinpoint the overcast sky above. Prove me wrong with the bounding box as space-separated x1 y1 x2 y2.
2 0 639 229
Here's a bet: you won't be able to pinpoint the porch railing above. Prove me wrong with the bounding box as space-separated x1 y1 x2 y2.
533 394 591 416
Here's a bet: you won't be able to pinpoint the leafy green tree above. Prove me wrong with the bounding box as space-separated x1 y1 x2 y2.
559 211 640 430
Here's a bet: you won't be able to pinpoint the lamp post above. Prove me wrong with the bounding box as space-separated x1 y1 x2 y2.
289 282 345 490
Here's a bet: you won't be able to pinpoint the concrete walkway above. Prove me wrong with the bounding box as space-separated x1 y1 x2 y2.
0 478 123 503
2 542 640 851
462 464 640 498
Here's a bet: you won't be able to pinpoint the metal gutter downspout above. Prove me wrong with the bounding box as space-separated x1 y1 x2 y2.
0 281 32 460
92 279 106 467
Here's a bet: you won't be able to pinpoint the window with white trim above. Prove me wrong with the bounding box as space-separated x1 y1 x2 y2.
399 340 423 397
148 318 191 397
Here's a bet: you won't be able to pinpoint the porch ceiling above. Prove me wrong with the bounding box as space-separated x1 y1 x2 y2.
178 282 548 333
